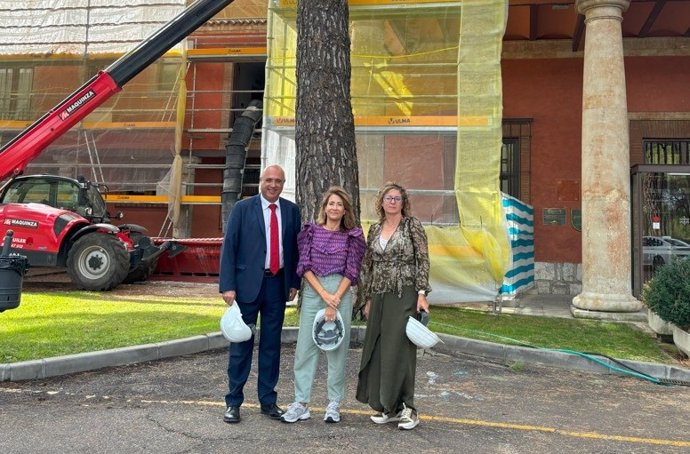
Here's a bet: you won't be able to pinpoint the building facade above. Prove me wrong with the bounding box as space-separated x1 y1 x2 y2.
1 0 689 314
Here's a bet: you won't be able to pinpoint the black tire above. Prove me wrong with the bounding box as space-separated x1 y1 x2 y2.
123 261 156 284
122 232 156 283
66 234 130 290
652 255 665 272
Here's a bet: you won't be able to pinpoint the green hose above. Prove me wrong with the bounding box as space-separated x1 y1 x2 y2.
428 322 690 386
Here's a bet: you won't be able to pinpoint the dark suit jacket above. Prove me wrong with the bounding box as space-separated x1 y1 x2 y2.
219 195 301 303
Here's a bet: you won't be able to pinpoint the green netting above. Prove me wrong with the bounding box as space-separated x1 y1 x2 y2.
264 0 508 303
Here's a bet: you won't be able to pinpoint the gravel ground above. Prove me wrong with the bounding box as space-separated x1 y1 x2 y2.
2 346 690 453
23 268 220 299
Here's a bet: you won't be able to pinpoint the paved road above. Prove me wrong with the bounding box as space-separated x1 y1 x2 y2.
1 346 689 454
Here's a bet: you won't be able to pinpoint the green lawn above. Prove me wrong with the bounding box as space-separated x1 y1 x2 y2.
0 290 674 365
429 306 670 363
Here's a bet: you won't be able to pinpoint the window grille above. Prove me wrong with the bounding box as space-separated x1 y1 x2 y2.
0 67 33 120
501 138 520 198
502 119 532 202
644 139 690 165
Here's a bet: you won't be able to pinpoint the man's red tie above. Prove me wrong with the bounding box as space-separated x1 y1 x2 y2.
269 203 280 275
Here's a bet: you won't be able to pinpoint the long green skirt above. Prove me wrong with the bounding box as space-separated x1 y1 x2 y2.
356 285 418 414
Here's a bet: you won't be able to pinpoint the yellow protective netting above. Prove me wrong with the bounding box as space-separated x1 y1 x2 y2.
265 0 508 303
455 0 510 296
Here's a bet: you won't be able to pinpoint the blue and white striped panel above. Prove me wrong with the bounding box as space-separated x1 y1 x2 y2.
501 194 535 295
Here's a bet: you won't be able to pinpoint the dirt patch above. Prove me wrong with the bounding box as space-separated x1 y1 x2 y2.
22 268 219 299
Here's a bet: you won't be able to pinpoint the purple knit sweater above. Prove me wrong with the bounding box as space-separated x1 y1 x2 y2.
296 222 366 285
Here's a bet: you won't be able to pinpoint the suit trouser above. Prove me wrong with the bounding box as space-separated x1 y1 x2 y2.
293 274 352 404
225 273 286 407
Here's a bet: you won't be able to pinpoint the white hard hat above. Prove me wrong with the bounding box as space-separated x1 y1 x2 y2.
406 313 442 349
220 303 253 343
312 308 345 351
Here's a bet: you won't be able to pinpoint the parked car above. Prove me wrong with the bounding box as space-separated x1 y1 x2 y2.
642 235 690 269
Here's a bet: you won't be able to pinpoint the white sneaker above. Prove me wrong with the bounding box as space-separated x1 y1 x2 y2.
397 404 419 430
280 402 310 423
370 410 402 424
324 401 340 423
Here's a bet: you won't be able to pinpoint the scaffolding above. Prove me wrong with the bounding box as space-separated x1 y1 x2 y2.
0 1 268 239
264 0 510 303
0 1 186 194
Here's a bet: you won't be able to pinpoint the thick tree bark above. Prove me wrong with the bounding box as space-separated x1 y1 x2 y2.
295 0 360 223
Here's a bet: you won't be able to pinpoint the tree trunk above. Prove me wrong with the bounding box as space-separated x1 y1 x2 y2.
295 0 359 224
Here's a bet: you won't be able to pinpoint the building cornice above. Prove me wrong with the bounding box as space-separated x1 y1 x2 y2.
503 37 690 59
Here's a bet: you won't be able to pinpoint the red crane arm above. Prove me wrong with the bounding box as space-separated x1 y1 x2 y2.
0 72 120 180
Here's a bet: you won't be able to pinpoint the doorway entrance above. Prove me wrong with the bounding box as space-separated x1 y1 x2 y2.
631 164 690 296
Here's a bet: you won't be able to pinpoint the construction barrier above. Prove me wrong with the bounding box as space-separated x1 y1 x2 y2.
152 238 222 283
500 194 535 300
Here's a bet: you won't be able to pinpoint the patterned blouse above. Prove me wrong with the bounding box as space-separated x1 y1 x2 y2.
360 216 431 298
296 222 366 285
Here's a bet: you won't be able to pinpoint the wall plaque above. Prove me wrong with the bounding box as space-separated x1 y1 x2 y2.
571 208 582 231
543 208 566 225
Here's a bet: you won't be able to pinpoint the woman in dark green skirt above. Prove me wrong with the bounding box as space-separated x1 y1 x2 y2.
355 182 431 430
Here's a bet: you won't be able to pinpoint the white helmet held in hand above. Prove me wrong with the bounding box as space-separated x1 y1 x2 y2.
312 308 345 351
220 303 253 343
406 312 442 349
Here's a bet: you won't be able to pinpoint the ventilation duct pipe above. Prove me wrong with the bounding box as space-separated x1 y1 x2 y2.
221 99 262 231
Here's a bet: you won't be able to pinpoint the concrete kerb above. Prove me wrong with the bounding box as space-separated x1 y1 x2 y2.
434 333 690 382
1 327 689 383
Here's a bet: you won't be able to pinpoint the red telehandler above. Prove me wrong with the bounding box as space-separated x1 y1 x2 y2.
0 0 235 290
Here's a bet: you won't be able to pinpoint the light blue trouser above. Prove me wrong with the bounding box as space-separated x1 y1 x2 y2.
294 274 353 404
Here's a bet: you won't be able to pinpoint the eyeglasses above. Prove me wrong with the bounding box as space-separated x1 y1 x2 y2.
384 196 402 203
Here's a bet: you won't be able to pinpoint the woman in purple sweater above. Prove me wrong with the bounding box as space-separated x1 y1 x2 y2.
280 186 366 424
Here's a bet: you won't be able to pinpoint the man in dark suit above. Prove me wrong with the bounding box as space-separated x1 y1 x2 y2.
219 164 301 423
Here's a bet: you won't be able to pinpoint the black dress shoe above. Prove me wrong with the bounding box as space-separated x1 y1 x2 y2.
223 406 241 424
260 403 284 420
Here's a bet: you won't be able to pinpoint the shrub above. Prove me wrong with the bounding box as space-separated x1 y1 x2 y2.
642 257 690 330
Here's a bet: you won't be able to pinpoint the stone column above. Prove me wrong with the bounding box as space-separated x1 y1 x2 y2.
571 0 644 318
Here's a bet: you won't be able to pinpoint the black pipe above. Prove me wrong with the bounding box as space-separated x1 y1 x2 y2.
107 0 235 86
221 99 263 231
